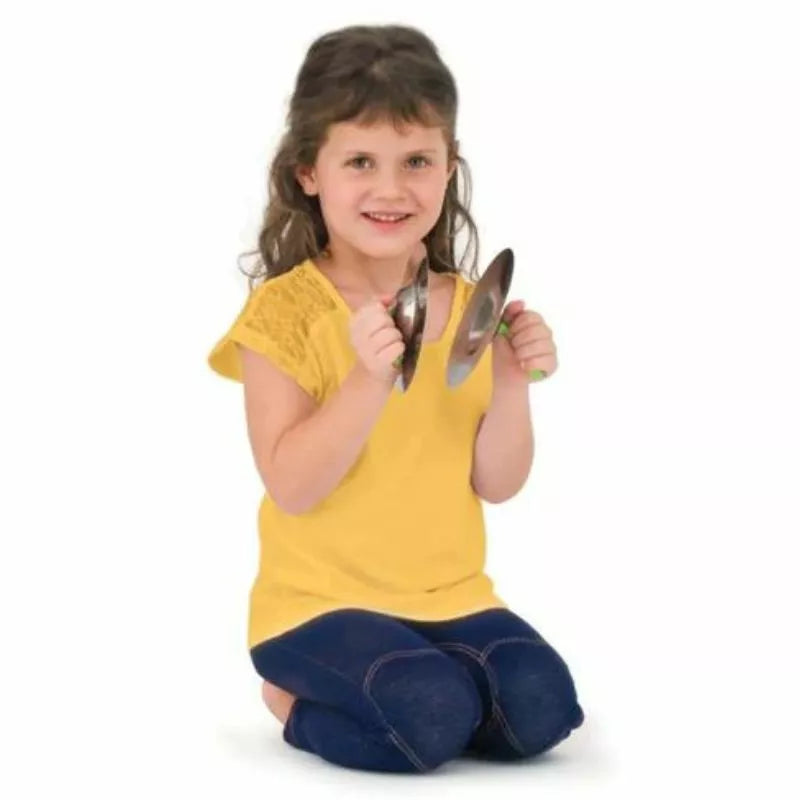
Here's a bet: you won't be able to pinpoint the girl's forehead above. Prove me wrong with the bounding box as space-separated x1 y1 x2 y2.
323 119 447 152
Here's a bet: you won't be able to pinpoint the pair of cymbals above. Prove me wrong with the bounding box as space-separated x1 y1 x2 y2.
391 247 543 392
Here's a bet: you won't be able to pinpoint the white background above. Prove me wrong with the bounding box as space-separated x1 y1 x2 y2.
2 0 798 796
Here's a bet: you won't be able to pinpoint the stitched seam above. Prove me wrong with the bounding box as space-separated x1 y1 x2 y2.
441 637 548 755
269 641 428 771
482 637 549 755
441 638 543 756
267 641 420 766
386 729 427 773
438 641 483 660
493 705 526 755
481 635 544 660
362 648 441 691
363 648 444 772
437 642 492 732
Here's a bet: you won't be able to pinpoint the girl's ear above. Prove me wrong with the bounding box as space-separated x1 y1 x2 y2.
295 164 318 196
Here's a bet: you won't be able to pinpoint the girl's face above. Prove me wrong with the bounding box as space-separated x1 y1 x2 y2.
296 117 455 266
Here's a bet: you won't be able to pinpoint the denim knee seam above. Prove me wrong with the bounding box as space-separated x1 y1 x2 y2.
437 642 495 733
362 648 446 772
480 635 546 660
438 641 525 753
258 640 429 770
361 647 439 772
440 638 548 758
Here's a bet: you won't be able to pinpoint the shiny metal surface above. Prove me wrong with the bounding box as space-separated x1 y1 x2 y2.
446 248 514 388
389 252 429 393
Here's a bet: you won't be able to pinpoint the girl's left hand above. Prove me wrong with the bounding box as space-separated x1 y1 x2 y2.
492 300 558 386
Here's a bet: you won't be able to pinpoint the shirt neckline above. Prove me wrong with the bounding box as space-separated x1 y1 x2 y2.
302 257 463 348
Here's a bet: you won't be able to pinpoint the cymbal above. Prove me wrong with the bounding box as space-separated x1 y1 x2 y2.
445 248 514 388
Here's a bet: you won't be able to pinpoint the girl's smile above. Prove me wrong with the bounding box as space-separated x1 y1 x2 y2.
361 211 414 232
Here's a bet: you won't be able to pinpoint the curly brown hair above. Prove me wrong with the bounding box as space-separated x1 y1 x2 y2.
237 24 481 291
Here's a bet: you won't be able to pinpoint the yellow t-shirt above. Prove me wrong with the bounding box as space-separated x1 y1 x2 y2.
208 257 508 648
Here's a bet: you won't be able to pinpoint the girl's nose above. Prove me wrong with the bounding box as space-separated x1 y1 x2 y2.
373 167 406 199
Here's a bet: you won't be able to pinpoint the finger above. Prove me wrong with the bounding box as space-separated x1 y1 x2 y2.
514 341 556 360
521 359 552 378
511 324 552 348
501 299 526 325
369 326 404 349
378 339 405 363
509 311 546 335
364 304 400 332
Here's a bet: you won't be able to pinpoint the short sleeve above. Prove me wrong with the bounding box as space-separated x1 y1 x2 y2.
207 266 335 402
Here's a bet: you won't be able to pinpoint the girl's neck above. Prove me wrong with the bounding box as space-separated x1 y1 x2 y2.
317 243 418 297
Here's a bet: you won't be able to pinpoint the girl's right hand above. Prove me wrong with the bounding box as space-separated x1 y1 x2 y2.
349 295 405 384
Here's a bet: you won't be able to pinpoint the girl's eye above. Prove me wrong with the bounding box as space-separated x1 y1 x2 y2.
349 156 372 169
407 155 431 169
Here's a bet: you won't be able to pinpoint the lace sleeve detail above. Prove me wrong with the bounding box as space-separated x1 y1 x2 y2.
207 266 337 400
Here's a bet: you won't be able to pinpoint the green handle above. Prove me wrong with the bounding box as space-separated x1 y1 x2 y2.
496 320 547 382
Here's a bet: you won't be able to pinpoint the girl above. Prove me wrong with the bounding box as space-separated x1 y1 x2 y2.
208 24 584 774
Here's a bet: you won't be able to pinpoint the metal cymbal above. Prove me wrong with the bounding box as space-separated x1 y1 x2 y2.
388 252 429 393
446 248 514 388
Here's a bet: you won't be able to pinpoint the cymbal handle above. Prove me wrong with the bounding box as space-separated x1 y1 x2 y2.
496 320 547 382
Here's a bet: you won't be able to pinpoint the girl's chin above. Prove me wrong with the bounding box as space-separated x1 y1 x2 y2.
359 249 418 265
350 238 420 258
328 223 430 259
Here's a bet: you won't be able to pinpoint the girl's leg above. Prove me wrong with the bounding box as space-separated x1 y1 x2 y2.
401 608 585 760
249 608 483 773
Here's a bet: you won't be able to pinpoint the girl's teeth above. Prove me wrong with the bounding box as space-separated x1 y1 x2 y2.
366 213 407 221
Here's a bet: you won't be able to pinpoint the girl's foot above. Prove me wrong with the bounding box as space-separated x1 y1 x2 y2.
261 680 297 725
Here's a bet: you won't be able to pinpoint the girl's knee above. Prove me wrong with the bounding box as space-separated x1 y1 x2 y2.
488 639 584 757
363 648 482 771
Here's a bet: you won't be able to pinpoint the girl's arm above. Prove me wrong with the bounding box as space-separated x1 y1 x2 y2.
470 381 534 503
240 346 393 515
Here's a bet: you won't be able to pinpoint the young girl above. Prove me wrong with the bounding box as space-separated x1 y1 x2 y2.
208 24 584 774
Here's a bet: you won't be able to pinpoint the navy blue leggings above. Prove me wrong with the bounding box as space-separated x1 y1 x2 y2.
249 607 584 773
